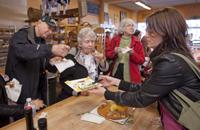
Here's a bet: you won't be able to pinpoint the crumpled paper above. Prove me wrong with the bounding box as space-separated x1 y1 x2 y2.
5 78 22 102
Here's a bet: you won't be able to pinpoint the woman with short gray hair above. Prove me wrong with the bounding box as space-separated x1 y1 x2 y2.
74 27 108 79
58 27 109 100
106 18 145 84
118 18 136 34
77 27 96 49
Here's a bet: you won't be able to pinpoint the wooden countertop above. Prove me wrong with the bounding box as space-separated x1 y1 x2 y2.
2 94 163 130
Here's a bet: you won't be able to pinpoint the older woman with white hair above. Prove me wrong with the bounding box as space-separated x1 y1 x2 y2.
58 27 109 100
106 18 145 83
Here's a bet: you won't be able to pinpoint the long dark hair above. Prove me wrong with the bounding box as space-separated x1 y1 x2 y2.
146 7 193 59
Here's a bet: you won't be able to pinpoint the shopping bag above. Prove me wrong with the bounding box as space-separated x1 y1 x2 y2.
171 90 200 130
171 53 200 130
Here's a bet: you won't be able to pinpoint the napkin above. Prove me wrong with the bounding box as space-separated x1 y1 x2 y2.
120 47 132 54
53 58 75 73
5 78 22 102
81 113 105 124
38 112 48 118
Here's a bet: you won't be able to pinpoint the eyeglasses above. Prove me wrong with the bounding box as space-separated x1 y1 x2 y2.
83 40 96 43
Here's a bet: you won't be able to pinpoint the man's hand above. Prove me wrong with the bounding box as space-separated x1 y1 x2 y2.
32 99 45 110
51 44 70 57
49 56 63 64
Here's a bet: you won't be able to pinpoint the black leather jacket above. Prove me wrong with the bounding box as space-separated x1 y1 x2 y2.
5 27 54 104
104 53 200 119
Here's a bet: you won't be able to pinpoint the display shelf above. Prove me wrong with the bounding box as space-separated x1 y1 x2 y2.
0 26 15 68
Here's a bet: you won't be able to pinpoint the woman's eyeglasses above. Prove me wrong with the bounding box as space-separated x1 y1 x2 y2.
83 40 96 43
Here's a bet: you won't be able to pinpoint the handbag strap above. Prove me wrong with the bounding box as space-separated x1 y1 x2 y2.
171 53 200 107
171 89 194 108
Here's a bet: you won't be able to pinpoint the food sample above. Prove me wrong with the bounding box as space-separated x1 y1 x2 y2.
65 77 97 92
97 101 129 120
77 80 97 91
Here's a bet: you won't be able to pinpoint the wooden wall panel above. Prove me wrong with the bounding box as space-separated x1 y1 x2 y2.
137 3 200 22
108 4 137 28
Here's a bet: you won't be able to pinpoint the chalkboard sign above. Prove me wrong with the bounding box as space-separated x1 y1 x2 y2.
87 2 99 15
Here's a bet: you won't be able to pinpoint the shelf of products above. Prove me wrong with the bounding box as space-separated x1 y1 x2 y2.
94 27 105 53
50 22 79 46
49 8 80 46
0 26 15 68
65 25 79 47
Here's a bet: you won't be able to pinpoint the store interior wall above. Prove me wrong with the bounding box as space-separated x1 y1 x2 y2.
0 0 136 29
1 0 199 30
0 0 27 30
27 0 41 9
108 4 137 27
81 0 100 25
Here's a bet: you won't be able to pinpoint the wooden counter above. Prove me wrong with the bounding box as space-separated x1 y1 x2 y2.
2 94 163 130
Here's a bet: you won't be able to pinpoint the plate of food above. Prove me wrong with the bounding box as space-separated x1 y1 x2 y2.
97 101 129 120
65 77 98 92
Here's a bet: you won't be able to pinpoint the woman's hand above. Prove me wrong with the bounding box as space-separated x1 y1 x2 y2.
114 47 121 54
88 84 106 96
99 75 121 87
128 48 134 54
93 51 104 62
93 51 106 67
80 91 89 96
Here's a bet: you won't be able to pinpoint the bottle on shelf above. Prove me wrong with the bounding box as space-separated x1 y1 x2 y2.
24 107 36 130
38 117 47 130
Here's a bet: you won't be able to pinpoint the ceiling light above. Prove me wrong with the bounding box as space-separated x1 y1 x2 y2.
135 1 151 10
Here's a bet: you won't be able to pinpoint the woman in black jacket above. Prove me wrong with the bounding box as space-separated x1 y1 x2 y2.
89 7 200 130
0 74 24 128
